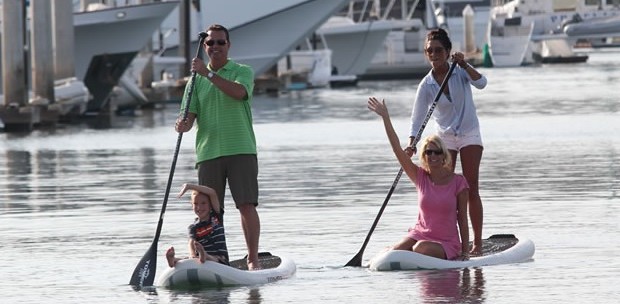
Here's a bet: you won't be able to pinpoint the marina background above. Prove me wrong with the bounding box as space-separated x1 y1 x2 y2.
1 50 619 303
3 0 619 130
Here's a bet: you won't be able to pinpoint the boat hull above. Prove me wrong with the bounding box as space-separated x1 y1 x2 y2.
160 0 349 77
74 2 178 112
368 234 535 271
316 18 395 76
157 252 296 289
488 20 534 67
539 55 588 64
0 2 178 114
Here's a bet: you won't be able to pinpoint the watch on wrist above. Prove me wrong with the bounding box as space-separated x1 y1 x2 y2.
207 71 214 79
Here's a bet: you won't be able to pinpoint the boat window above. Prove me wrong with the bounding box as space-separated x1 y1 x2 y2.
404 31 421 53
504 17 522 26
604 0 619 6
584 0 598 5
553 0 578 12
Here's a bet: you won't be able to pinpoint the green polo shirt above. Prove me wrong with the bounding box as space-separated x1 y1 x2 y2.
180 59 256 165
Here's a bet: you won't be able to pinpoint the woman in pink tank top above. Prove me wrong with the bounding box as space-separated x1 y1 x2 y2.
368 97 470 260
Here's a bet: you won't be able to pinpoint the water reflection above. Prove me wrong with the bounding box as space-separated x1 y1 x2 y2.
415 268 485 304
159 287 261 304
3 150 31 201
0 51 619 304
252 87 383 124
1 146 166 215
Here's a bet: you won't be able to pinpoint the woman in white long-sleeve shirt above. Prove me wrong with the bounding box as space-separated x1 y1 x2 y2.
406 28 487 255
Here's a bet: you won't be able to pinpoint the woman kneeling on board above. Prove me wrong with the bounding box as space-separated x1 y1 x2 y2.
368 97 469 261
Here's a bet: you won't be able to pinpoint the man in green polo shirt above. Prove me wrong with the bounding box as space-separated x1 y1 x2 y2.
175 24 261 270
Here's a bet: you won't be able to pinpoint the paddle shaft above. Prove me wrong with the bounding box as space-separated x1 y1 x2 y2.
345 61 458 267
129 32 207 289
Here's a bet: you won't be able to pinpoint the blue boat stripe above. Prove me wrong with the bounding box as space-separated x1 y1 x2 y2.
390 262 401 270
215 274 223 285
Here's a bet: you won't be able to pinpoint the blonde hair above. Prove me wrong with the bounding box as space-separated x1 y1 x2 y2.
418 135 452 170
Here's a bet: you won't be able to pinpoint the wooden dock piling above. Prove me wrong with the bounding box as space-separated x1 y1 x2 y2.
0 0 38 131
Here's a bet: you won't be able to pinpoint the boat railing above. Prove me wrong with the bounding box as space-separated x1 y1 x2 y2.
342 0 423 22
74 0 162 13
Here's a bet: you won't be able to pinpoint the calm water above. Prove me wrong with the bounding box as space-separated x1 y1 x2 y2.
1 51 619 303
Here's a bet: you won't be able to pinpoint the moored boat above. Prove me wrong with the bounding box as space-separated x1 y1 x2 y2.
311 16 396 77
157 252 296 289
157 0 349 77
487 16 534 67
368 234 535 271
487 0 620 65
0 1 179 115
564 15 620 37
533 38 589 64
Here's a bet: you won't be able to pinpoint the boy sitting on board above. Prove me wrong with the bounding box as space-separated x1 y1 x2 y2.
166 183 229 267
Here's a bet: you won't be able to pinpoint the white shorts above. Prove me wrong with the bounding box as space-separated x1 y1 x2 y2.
439 129 483 151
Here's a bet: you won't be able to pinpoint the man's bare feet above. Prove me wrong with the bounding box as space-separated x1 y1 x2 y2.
194 240 207 263
166 247 178 268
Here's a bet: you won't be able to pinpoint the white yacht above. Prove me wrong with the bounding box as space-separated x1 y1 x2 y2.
361 0 436 80
362 20 431 80
310 15 397 77
336 0 490 80
277 38 335 89
0 1 179 113
75 2 179 112
487 0 620 66
156 0 350 77
487 14 534 66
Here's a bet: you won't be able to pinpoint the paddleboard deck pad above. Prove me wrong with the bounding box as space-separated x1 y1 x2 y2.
157 252 296 289
368 234 534 271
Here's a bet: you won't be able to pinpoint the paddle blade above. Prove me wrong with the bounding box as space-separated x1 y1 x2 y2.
344 252 362 267
129 241 158 289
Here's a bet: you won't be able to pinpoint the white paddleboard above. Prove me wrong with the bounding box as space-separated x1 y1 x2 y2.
157 252 296 288
368 234 535 271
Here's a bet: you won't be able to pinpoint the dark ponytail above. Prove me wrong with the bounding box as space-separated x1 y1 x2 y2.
426 28 452 52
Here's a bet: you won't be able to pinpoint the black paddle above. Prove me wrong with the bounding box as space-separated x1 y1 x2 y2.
129 31 208 289
345 61 458 267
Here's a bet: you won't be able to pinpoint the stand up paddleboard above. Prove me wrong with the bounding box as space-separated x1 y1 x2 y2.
157 252 296 289
368 234 534 271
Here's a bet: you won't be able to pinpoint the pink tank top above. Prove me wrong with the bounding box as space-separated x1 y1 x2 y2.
409 169 469 259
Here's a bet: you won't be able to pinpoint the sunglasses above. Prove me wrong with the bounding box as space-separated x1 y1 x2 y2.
425 47 445 54
205 39 227 46
423 149 444 156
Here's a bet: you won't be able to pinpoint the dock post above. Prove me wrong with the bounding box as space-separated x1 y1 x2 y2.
179 0 191 77
463 4 476 54
30 0 58 126
0 0 38 132
52 0 75 80
139 0 155 95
